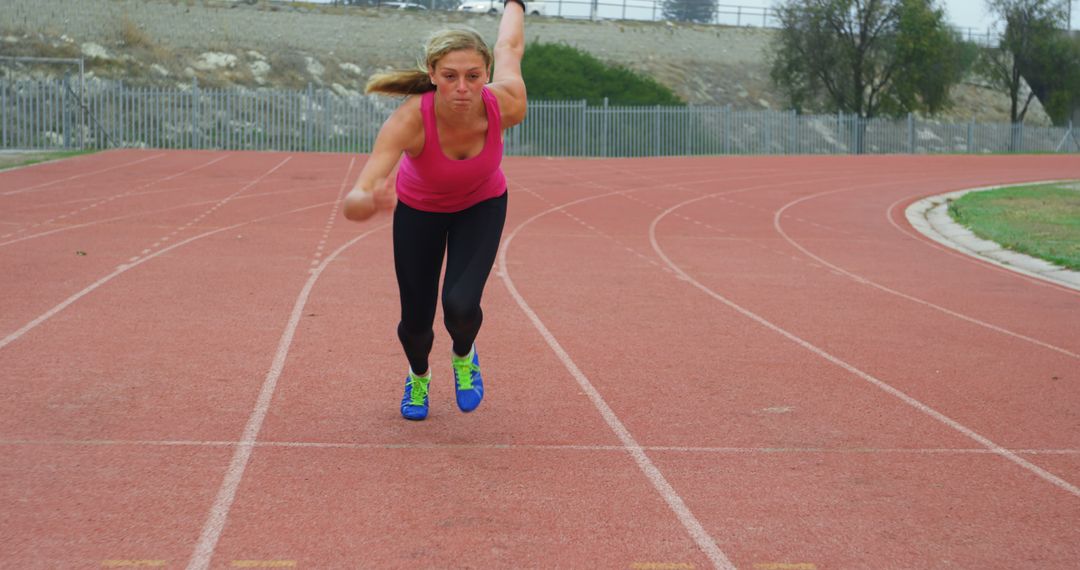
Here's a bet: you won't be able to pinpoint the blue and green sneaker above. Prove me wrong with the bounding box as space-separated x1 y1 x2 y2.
400 371 430 421
452 345 484 412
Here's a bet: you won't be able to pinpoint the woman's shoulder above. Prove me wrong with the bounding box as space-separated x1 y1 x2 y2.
384 94 426 155
484 81 527 129
387 94 426 129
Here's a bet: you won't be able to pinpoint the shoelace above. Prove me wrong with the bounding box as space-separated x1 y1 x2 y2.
407 376 429 406
452 358 476 390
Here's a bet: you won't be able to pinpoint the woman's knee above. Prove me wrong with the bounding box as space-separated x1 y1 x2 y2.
442 293 481 331
397 321 433 347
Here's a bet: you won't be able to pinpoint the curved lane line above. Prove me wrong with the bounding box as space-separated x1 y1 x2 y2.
650 195 1080 499
772 186 1079 359
885 189 1080 297
186 159 378 570
499 185 738 570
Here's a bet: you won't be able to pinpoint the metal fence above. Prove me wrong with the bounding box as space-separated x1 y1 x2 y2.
3 78 1078 155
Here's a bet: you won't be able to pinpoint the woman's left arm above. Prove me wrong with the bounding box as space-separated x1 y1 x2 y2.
489 0 527 128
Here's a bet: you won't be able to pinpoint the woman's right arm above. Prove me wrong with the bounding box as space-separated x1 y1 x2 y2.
343 98 422 221
489 1 527 129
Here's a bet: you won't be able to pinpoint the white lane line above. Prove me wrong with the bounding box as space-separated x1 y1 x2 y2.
650 198 1080 498
499 186 737 570
885 192 1080 297
773 186 1079 359
0 197 334 352
1 157 296 351
186 160 377 570
2 153 166 196
0 155 231 240
127 156 290 263
3 438 1078 456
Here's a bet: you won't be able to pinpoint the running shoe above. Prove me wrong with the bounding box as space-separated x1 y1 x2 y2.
452 345 484 412
400 372 430 421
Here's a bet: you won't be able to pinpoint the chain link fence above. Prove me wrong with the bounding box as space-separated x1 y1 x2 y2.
3 78 1078 155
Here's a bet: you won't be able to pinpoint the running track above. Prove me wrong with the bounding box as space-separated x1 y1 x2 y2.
1 150 1077 569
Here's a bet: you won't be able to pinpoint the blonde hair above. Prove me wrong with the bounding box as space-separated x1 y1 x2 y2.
365 27 493 96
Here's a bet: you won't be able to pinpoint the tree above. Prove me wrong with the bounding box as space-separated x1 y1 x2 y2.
770 0 965 120
662 0 718 24
881 0 970 115
980 0 1069 125
1041 35 1080 125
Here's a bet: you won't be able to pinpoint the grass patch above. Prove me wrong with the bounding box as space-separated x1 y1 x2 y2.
948 182 1080 270
0 149 97 170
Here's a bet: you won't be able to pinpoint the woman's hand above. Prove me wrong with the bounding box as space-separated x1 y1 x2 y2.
344 176 396 222
372 175 398 211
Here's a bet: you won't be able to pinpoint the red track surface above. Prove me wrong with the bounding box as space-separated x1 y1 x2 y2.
1 150 1077 569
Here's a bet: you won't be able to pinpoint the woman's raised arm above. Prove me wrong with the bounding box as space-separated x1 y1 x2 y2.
490 1 527 128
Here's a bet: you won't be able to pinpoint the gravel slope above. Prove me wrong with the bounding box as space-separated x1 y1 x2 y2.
0 0 1052 124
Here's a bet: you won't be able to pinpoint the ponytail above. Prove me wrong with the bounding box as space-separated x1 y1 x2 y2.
364 64 435 96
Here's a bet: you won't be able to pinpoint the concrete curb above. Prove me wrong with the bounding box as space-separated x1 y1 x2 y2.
905 180 1080 291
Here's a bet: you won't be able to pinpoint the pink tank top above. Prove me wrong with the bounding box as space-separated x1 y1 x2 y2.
396 86 506 213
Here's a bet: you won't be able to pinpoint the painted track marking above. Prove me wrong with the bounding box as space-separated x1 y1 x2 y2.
2 152 165 196
0 185 335 249
650 195 1080 498
885 193 1080 297
0 156 326 353
186 159 378 570
2 438 1078 455
499 184 737 570
773 186 1079 358
0 154 230 240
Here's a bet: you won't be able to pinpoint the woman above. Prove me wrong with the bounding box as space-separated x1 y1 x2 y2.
343 1 527 421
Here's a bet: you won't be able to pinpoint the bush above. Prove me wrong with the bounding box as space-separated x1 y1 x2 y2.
521 42 684 106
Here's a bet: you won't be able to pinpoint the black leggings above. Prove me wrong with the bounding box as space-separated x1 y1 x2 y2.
393 192 507 375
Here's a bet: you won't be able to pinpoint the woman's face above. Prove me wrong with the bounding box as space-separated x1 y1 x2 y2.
429 49 489 113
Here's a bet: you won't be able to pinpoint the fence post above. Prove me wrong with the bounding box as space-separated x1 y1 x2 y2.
907 113 914 154
724 105 732 154
764 110 771 154
193 78 201 150
835 110 841 153
2 79 6 148
789 109 797 155
63 73 71 149
654 104 660 157
306 83 314 152
602 97 608 158
967 118 974 153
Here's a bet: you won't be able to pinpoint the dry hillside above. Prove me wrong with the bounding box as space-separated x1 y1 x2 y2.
0 0 1053 126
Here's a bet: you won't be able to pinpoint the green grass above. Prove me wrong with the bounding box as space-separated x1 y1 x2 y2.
0 149 97 170
948 182 1080 270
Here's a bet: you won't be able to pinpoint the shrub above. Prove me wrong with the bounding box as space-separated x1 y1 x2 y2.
521 42 684 106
